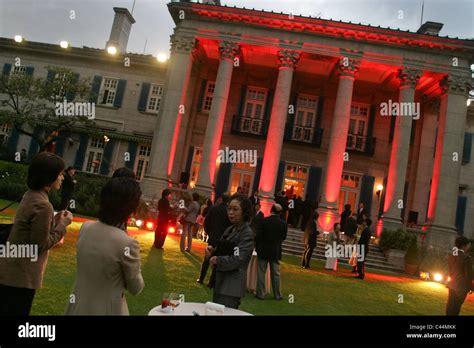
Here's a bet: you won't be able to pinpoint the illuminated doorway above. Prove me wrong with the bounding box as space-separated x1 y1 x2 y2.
283 163 309 198
338 173 360 213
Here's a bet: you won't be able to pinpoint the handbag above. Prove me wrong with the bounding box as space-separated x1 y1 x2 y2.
195 214 204 225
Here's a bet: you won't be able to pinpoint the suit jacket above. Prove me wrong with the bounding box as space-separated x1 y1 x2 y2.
65 221 144 315
61 174 75 195
357 208 367 224
251 210 264 235
255 214 288 261
344 217 358 237
340 209 351 232
204 203 231 247
358 226 371 256
0 190 67 289
448 251 473 297
214 222 254 298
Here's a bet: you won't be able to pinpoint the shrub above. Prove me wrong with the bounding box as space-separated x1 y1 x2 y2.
379 228 417 251
404 238 420 264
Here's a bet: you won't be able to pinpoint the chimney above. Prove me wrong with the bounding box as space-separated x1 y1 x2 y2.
106 7 136 54
416 21 444 36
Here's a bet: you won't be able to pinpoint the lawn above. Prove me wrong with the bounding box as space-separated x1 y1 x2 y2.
1 202 473 315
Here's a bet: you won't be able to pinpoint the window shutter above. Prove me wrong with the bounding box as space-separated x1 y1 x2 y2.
284 94 297 141
455 196 467 233
100 139 116 175
305 166 322 203
315 96 324 130
125 141 138 169
90 76 102 103
378 176 387 219
66 73 80 102
358 175 375 218
389 116 396 144
410 119 417 145
401 181 409 221
262 89 274 136
113 79 127 108
6 127 19 155
184 145 195 174
274 160 286 196
46 69 55 82
214 162 232 199
28 127 42 157
2 63 12 75
365 105 376 154
196 79 207 112
252 157 263 194
25 66 34 76
74 134 89 170
232 85 247 133
462 132 472 164
55 132 66 157
138 83 151 112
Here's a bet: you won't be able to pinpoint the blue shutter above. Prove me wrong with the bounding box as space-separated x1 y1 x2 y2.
125 141 138 169
215 162 232 199
66 73 80 102
2 63 12 75
262 89 274 136
305 166 322 203
389 116 396 144
274 160 286 196
455 196 467 234
100 139 116 175
90 75 102 103
462 133 472 164
46 69 55 82
6 127 20 155
184 145 194 174
359 175 375 219
74 134 89 170
113 79 127 108
55 133 66 157
252 157 263 194
365 105 376 154
284 94 297 141
233 85 247 132
138 83 151 112
196 79 207 112
25 67 34 76
28 128 42 157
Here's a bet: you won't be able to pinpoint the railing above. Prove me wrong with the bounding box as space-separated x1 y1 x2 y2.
231 115 268 136
292 125 314 143
284 123 323 148
346 134 376 155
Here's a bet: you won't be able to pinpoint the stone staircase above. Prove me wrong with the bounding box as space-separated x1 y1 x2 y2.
282 228 405 273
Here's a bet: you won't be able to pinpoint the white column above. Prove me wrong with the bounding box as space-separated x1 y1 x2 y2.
196 41 240 195
258 49 300 216
141 34 196 199
382 67 422 231
426 75 470 249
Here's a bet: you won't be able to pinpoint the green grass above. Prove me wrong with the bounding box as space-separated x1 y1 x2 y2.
1 212 473 315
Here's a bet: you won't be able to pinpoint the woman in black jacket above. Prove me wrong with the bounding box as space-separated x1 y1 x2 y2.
154 189 173 249
301 211 320 269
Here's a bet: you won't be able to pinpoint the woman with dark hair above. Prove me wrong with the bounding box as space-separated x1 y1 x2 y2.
180 192 200 252
112 167 136 179
301 211 320 269
154 188 173 249
65 177 144 315
207 194 254 308
0 152 73 315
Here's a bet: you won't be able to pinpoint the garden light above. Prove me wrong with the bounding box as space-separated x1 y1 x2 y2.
168 226 176 234
146 221 154 230
433 273 443 282
135 219 143 228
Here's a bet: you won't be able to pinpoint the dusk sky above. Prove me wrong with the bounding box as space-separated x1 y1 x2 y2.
0 0 472 58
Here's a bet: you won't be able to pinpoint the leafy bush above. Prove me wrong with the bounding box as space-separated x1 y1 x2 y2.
404 238 420 264
379 228 417 251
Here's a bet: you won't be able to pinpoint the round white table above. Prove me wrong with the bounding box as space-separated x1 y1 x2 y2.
148 302 252 316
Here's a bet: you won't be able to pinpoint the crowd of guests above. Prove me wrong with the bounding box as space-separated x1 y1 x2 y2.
0 153 471 315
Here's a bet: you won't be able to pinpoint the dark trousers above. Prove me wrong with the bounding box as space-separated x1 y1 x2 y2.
0 284 36 316
198 256 210 282
302 244 315 267
446 289 468 315
212 293 240 309
154 224 168 249
357 260 365 278
60 192 72 210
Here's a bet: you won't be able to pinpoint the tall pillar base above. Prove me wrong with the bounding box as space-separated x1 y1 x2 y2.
259 193 275 217
317 203 339 233
380 214 404 232
140 176 170 201
424 222 458 251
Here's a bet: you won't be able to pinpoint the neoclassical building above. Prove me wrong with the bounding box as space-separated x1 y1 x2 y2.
140 1 474 250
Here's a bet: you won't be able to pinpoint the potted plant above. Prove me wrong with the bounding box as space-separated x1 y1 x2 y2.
404 239 420 276
379 228 416 269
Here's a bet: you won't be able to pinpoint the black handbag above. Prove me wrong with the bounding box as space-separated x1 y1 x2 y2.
0 224 13 245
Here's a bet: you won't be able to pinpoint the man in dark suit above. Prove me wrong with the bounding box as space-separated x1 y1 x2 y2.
255 204 288 300
249 190 260 207
60 167 77 210
340 204 352 233
196 194 231 284
251 202 264 237
356 218 371 280
356 202 367 225
446 236 472 315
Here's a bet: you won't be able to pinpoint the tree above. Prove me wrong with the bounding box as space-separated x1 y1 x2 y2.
0 65 100 155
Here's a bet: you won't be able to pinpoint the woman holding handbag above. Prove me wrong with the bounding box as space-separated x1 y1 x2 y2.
0 152 73 315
